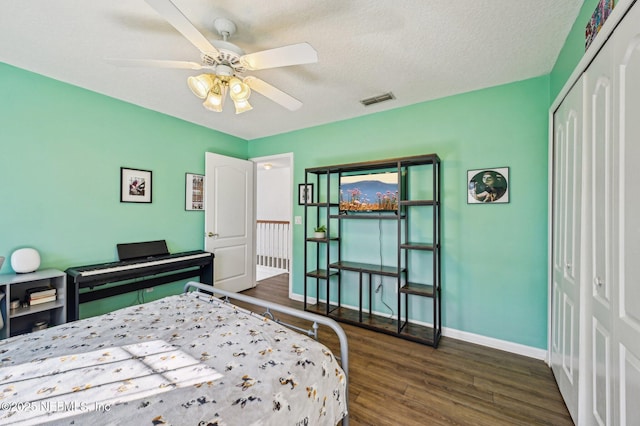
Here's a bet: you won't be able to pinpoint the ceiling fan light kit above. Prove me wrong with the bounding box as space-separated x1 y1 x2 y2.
188 74 253 114
111 0 318 115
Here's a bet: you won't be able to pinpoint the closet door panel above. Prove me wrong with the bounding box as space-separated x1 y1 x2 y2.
586 38 615 426
619 347 640 425
590 75 613 310
552 121 566 360
618 19 640 334
551 75 584 423
593 320 612 425
614 3 640 424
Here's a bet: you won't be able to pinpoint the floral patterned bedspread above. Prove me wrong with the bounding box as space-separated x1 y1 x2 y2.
0 292 347 425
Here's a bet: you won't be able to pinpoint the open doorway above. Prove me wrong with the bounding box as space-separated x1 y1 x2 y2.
250 153 293 295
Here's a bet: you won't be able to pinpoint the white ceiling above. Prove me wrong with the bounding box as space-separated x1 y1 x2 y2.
0 0 584 141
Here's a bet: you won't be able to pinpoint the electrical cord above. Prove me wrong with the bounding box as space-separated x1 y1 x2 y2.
377 218 394 318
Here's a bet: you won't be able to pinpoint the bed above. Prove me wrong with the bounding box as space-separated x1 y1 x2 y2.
0 282 349 426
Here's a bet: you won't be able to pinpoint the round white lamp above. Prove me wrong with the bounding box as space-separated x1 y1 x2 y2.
11 248 41 273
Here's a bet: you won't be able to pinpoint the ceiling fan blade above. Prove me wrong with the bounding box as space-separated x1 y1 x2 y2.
241 43 318 71
145 0 219 55
106 58 207 70
244 76 303 111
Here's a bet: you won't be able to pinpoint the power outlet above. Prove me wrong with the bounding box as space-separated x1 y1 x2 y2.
294 216 302 225
145 287 154 293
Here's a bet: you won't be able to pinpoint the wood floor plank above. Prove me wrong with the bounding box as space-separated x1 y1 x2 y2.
473 376 570 417
240 275 572 425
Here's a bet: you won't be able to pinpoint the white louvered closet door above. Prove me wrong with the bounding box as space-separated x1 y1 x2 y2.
551 74 584 424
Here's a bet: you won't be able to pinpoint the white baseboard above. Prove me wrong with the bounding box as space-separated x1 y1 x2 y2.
289 293 548 361
442 327 547 360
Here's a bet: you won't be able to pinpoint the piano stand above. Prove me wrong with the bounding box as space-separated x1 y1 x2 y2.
65 251 214 321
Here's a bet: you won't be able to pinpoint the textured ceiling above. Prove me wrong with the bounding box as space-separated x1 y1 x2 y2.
0 0 584 140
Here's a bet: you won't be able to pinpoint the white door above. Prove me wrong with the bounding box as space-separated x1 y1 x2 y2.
551 75 584 423
205 152 256 292
613 5 640 423
585 37 615 426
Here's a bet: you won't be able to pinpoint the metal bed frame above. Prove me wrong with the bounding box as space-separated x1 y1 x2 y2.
184 281 350 425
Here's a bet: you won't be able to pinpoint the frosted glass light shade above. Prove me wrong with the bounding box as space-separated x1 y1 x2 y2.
187 74 215 99
11 248 40 273
203 92 223 112
233 98 253 114
202 81 226 112
228 77 251 101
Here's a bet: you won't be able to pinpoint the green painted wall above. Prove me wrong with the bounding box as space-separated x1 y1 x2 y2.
0 0 595 348
249 76 551 348
0 63 247 317
550 0 601 101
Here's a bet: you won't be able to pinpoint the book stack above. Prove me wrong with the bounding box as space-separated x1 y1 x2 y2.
26 286 57 306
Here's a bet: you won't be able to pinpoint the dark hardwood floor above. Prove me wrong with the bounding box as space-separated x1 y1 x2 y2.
241 274 573 426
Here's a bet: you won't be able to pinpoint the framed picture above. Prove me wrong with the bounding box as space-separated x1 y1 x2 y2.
467 167 509 204
298 183 314 205
185 173 204 211
120 167 152 203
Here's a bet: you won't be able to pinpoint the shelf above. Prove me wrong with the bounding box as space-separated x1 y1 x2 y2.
306 269 338 279
305 153 440 174
304 153 441 348
400 242 436 251
400 200 437 206
0 269 67 340
0 269 65 285
9 300 65 318
328 306 398 332
329 261 405 277
303 202 339 208
400 321 441 346
400 282 435 297
330 214 406 220
306 237 339 243
304 301 340 316
322 306 440 346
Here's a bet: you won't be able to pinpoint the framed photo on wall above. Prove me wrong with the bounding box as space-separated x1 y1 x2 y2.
120 167 152 203
467 167 509 204
185 173 204 211
298 183 313 205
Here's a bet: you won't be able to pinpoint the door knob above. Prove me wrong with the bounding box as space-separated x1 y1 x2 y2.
207 232 219 238
594 276 604 287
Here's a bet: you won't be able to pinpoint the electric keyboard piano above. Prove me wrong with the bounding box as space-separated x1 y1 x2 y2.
66 246 214 321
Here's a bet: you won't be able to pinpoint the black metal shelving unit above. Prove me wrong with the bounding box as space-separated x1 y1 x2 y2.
303 154 441 347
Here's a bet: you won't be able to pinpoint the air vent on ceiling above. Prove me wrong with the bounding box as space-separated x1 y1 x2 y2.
360 92 395 107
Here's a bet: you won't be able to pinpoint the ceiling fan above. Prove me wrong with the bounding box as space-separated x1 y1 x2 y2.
109 0 318 114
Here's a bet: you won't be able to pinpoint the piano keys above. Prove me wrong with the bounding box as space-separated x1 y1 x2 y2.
65 242 214 321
